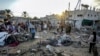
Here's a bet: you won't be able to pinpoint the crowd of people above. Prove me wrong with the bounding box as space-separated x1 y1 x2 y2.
0 19 25 33
0 18 73 38
0 19 49 36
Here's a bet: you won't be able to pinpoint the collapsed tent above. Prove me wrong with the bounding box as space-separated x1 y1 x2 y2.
40 34 73 46
0 32 20 47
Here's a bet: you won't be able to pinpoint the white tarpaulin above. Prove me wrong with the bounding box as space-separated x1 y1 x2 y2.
0 32 9 42
0 32 9 46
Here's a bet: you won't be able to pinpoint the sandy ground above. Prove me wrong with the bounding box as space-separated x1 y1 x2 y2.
0 30 100 56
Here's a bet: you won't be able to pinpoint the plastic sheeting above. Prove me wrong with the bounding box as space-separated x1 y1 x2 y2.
46 45 55 52
0 32 9 46
0 32 9 42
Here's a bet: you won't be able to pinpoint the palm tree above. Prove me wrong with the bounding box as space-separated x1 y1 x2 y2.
5 9 14 18
22 11 29 18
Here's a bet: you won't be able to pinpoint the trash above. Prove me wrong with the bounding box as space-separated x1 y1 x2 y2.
61 40 72 46
30 53 35 56
40 40 50 46
57 39 62 46
43 30 47 34
49 39 58 46
55 50 64 56
46 34 73 46
72 41 81 48
16 50 21 54
46 45 55 52
52 31 58 35
58 34 72 46
35 35 42 38
31 49 37 52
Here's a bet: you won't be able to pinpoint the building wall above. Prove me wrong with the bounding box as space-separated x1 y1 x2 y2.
68 10 100 29
40 14 60 26
69 10 99 20
11 17 28 24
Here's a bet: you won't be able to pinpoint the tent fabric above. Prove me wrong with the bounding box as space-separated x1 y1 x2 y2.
82 19 93 26
0 32 9 42
0 32 9 46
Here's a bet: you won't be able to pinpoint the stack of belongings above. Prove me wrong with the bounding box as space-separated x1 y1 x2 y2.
5 34 19 47
44 33 73 46
47 38 58 46
57 34 72 46
0 32 9 46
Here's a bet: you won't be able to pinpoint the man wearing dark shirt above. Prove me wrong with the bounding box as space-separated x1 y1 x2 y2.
89 31 97 53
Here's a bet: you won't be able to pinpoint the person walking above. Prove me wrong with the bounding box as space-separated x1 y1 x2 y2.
30 27 36 39
57 22 60 32
28 22 36 39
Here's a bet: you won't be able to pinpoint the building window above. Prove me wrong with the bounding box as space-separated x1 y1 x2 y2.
94 15 96 17
69 15 72 17
77 14 83 17
88 14 89 16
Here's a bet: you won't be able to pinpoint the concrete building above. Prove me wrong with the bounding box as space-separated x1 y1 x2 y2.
68 9 100 29
11 17 31 24
40 14 60 26
69 10 99 20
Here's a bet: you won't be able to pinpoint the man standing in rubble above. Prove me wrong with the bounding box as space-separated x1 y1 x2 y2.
88 30 97 53
57 22 60 32
43 21 47 33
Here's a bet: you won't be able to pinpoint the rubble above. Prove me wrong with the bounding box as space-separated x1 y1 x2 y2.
0 29 100 56
72 41 81 48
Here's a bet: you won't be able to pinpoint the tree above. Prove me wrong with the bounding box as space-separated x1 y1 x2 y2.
22 11 29 18
5 9 13 19
33 16 38 19
5 9 11 13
